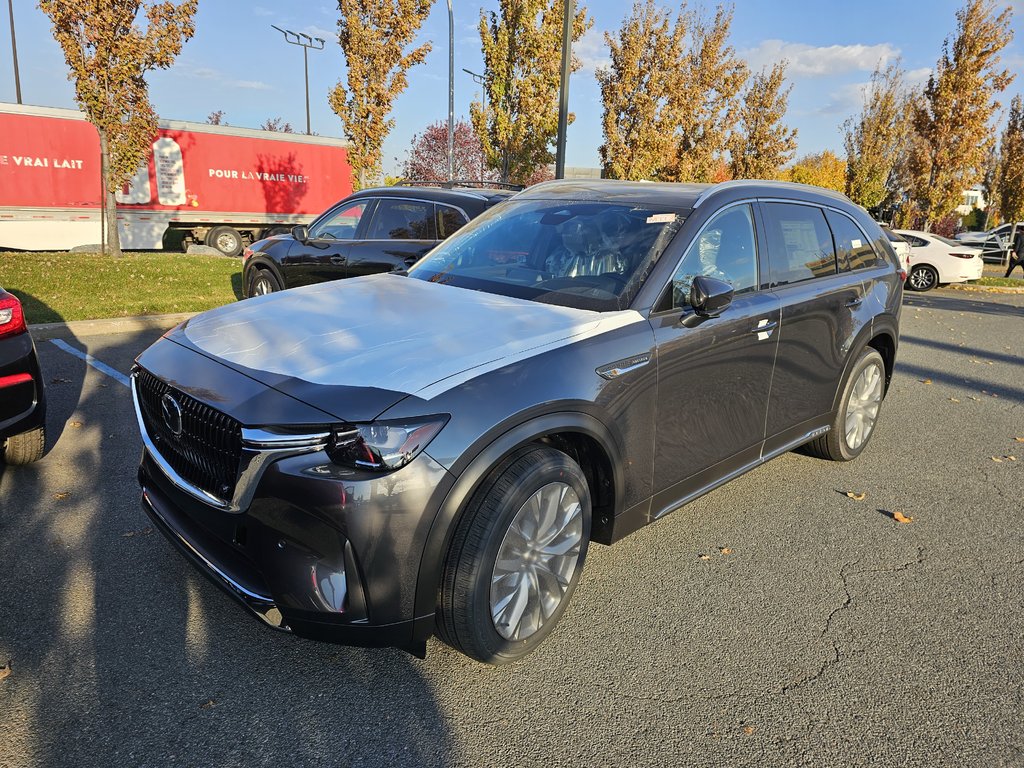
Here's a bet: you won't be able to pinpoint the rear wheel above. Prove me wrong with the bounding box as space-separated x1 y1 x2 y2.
247 268 281 297
907 264 938 291
803 347 885 462
438 446 591 664
3 425 45 465
207 226 243 257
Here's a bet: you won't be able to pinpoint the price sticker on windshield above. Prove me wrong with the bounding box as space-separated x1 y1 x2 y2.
646 213 676 224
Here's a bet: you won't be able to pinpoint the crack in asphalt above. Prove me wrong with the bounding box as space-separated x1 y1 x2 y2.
779 547 927 698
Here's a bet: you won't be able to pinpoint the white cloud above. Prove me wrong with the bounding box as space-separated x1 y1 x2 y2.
742 40 899 77
300 24 334 41
178 62 273 92
906 67 932 87
574 26 609 76
253 7 273 17
231 80 273 90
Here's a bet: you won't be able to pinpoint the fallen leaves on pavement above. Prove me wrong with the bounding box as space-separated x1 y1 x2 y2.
845 491 867 501
52 492 70 501
892 511 913 524
698 554 711 561
0 661 10 681
919 378 932 384
719 547 733 555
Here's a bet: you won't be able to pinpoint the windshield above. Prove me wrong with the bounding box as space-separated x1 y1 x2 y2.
407 199 684 311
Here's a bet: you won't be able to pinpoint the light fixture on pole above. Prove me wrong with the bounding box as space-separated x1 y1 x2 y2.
271 25 325 135
6 0 21 104
554 0 573 179
446 0 454 183
463 68 486 180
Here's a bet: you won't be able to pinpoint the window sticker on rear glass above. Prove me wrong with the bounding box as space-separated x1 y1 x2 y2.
646 213 676 224
851 239 862 247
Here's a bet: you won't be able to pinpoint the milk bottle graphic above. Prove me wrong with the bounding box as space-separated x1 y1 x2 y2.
153 137 187 206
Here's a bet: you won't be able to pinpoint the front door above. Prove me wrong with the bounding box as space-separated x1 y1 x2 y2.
649 203 780 515
283 199 372 286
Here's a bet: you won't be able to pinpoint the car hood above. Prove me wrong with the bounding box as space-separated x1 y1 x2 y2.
168 273 643 421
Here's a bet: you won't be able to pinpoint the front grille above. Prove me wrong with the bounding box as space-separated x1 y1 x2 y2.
135 368 243 502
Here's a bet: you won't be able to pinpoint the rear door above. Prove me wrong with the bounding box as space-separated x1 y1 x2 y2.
759 202 869 449
282 199 372 286
346 197 438 277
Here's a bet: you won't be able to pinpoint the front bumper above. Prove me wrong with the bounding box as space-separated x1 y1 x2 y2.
138 439 455 655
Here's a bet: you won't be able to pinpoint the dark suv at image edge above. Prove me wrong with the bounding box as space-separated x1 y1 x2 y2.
132 179 901 664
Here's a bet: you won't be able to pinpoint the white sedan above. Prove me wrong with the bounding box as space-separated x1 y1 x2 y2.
894 229 985 291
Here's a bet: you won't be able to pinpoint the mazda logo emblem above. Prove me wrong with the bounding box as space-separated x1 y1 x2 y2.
161 393 184 437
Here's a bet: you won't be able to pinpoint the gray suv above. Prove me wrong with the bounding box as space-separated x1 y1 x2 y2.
132 180 902 664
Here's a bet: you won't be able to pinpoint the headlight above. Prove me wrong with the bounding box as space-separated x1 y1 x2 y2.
327 416 448 472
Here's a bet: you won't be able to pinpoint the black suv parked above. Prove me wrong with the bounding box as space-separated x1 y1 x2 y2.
0 288 46 464
240 184 516 296
134 180 901 664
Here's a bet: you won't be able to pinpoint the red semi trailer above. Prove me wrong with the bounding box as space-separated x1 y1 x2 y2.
0 102 354 254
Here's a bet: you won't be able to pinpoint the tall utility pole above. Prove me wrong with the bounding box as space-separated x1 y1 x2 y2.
7 0 21 104
271 25 325 135
446 0 454 182
464 68 486 180
554 0 572 179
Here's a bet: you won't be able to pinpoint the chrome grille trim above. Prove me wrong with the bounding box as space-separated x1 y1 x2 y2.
132 371 330 512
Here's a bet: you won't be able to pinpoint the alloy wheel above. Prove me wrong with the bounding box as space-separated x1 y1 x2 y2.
490 482 584 641
845 362 883 451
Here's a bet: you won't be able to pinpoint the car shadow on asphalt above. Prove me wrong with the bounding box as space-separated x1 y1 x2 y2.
0 316 456 767
903 291 1024 318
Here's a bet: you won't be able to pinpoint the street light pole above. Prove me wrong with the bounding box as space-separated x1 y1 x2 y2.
554 0 573 179
271 25 325 135
447 0 454 183
463 68 486 180
7 0 21 104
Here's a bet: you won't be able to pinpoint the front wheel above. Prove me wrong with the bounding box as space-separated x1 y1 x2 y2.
438 446 592 664
907 264 938 292
803 347 885 462
3 425 46 465
247 268 281 298
207 226 243 257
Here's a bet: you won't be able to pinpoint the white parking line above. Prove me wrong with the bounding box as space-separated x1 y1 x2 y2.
49 338 131 388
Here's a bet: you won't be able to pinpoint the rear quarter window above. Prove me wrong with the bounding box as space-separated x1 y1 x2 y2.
825 210 881 270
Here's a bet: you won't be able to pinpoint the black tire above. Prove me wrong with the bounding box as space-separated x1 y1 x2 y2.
247 268 281 298
3 425 45 465
803 347 886 462
207 226 243 257
907 264 938 292
438 445 592 664
261 226 291 239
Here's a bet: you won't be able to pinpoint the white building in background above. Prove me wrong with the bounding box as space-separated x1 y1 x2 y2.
957 186 987 216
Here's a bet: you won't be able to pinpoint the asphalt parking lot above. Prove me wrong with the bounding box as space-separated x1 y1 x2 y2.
2 288 1022 768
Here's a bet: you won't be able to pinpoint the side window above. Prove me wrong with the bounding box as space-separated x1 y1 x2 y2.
670 204 758 309
437 204 469 239
825 210 880 271
762 203 836 287
309 201 368 241
365 199 436 241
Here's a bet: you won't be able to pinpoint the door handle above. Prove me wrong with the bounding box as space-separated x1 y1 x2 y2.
846 297 864 307
330 256 346 265
752 319 777 340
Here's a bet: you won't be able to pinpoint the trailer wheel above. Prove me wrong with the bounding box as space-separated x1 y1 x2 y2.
207 226 243 257
261 226 291 240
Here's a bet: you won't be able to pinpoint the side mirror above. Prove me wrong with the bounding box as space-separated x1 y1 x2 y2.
689 275 734 318
291 225 309 243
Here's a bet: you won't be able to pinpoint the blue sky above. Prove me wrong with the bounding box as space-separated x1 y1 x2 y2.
2 0 1022 175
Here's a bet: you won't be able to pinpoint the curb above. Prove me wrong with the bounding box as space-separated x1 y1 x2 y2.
28 312 198 340
944 283 1024 295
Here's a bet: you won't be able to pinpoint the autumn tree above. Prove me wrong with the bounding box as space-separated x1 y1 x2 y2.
842 61 911 211
471 0 592 184
329 0 433 188
207 109 225 125
598 1 687 180
402 119 496 181
784 150 847 192
40 0 197 256
728 62 797 179
665 4 747 183
905 0 1014 230
997 95 1024 223
261 117 295 133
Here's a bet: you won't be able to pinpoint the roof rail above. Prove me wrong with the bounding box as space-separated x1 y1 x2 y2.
392 179 525 192
692 179 850 208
